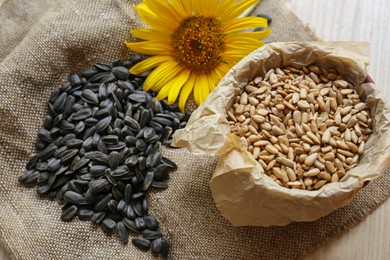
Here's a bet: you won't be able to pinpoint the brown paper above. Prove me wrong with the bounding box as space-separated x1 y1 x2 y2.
172 42 390 226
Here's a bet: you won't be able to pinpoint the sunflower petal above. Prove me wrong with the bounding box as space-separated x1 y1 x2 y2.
225 30 272 41
142 60 180 91
168 70 191 105
222 17 268 34
130 29 170 41
221 0 260 21
179 73 196 112
143 0 182 26
215 0 236 18
129 56 171 74
136 3 176 34
171 0 192 17
124 41 171 55
195 74 210 105
155 80 174 100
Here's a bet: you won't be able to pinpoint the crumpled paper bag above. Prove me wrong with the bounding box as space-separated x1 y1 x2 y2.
172 42 390 226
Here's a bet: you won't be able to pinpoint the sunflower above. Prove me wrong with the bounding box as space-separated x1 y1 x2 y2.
125 0 271 111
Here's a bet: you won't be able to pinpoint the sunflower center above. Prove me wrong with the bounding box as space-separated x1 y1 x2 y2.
171 16 225 73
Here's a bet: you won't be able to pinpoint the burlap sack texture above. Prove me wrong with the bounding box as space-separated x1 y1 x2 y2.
1 0 389 259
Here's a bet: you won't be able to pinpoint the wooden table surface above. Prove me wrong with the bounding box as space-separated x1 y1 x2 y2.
285 1 390 259
1 1 390 259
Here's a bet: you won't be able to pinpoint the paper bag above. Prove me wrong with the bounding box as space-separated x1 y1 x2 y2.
172 42 390 226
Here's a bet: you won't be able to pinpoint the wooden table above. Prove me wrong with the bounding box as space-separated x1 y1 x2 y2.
285 1 390 259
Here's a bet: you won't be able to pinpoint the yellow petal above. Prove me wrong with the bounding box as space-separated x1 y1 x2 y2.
179 73 196 112
199 0 218 17
215 63 232 80
129 56 171 74
194 74 210 105
209 70 221 92
171 0 192 17
222 17 268 34
155 80 174 100
124 41 171 55
225 30 272 41
220 0 260 21
215 0 236 18
136 3 176 34
168 70 191 105
130 29 170 41
143 0 182 26
142 60 181 91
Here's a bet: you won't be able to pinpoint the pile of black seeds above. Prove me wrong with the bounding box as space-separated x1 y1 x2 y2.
18 55 190 259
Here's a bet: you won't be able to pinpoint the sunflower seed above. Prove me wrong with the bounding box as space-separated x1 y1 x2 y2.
132 238 151 251
95 116 112 133
135 217 146 230
144 215 159 230
47 158 61 172
122 218 138 233
161 239 170 258
64 191 84 204
112 66 129 80
90 179 109 193
102 218 116 233
117 199 127 215
72 107 92 120
66 139 83 148
38 144 57 161
154 165 169 181
143 171 154 191
143 229 162 240
90 165 107 177
151 237 162 255
129 93 147 103
85 151 109 164
78 209 94 220
52 92 67 112
72 156 90 171
93 193 112 211
91 211 106 224
131 199 143 216
123 116 140 131
61 205 78 221
38 128 53 143
117 221 129 243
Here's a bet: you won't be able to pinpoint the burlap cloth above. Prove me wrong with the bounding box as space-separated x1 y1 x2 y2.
1 0 389 259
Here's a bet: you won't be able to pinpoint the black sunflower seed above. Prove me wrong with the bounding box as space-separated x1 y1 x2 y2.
102 218 116 233
94 62 112 72
161 239 170 258
96 116 112 132
90 179 109 193
112 66 129 80
61 205 78 221
117 221 129 243
144 215 159 231
72 107 92 120
132 238 151 251
37 128 53 143
151 237 162 255
123 217 139 233
91 211 106 225
143 229 162 240
26 154 39 170
93 193 112 212
81 89 99 104
78 209 94 220
64 191 84 204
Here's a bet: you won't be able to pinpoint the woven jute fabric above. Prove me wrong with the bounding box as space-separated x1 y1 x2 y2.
1 0 389 259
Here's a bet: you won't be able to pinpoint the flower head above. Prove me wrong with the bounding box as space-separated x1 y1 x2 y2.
125 0 271 111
